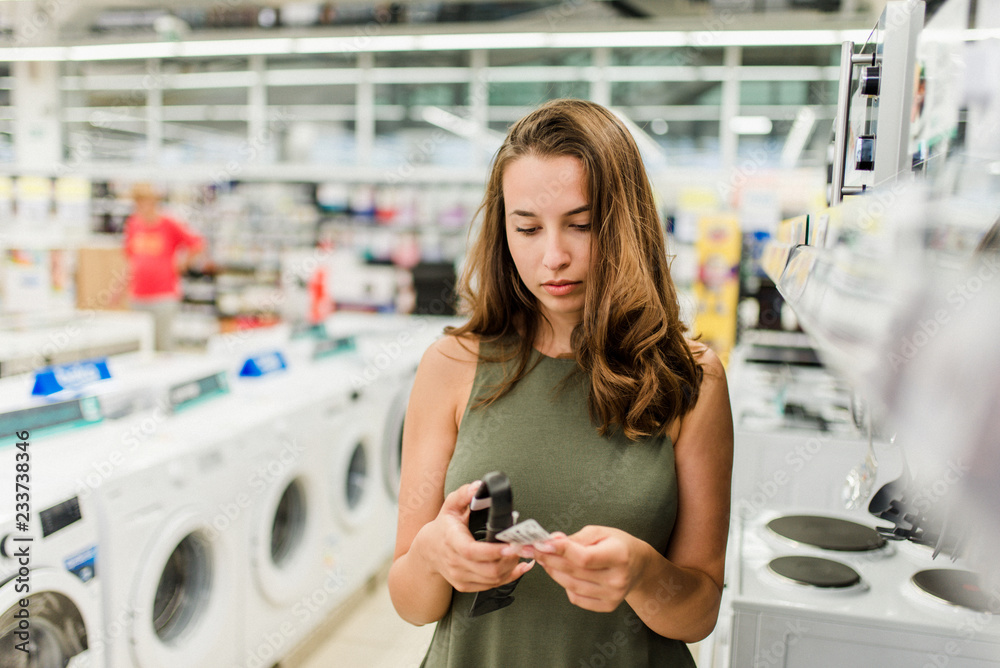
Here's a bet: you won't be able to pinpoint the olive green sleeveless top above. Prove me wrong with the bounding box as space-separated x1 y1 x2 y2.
421 338 694 668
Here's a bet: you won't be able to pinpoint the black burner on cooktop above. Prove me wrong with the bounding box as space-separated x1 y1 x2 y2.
767 515 886 551
912 569 995 613
768 556 862 589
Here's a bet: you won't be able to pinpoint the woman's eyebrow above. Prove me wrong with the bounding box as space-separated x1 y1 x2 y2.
508 204 591 218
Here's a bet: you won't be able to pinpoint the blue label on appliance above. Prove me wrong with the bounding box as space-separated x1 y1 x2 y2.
65 545 97 583
32 359 111 396
239 351 288 377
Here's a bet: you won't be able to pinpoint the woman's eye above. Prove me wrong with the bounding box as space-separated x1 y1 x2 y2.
571 223 592 231
515 227 539 235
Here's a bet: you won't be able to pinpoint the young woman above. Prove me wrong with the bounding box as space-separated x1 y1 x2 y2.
388 99 733 667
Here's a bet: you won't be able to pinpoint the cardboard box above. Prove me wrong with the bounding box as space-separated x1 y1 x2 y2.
76 245 129 310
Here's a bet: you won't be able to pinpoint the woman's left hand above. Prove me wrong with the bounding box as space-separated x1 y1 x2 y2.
527 525 651 612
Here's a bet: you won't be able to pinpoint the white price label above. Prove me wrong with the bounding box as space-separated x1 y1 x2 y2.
495 519 553 545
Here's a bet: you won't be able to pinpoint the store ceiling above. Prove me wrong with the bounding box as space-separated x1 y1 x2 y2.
2 0 875 44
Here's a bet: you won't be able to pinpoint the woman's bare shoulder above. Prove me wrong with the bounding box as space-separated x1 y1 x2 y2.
415 334 481 428
424 333 481 367
685 338 725 377
684 339 722 368
416 334 480 391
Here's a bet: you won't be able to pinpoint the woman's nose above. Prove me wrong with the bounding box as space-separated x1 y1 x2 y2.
542 232 571 271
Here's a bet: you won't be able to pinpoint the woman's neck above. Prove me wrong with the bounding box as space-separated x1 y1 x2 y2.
532 316 578 357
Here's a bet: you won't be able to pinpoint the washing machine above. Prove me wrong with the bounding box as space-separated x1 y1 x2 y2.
95 399 248 668
236 401 349 666
0 431 109 668
320 314 460 573
311 377 396 609
89 356 251 668
229 344 373 666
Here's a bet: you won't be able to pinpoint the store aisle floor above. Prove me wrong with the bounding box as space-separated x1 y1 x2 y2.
296 575 706 667
296 574 437 668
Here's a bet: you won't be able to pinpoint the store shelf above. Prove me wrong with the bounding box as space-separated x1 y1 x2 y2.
0 229 98 249
764 240 899 389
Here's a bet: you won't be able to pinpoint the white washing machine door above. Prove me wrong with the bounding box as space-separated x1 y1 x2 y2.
250 465 323 607
380 382 412 503
331 419 378 531
128 510 236 668
0 569 99 668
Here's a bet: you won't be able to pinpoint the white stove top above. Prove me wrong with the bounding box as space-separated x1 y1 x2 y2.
727 508 1000 666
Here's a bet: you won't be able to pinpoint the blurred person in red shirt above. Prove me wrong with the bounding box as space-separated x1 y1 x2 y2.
124 182 205 350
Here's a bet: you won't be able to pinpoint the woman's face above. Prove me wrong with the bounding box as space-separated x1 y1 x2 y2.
503 154 593 326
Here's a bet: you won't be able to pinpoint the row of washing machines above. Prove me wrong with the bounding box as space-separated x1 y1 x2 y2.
0 312 458 668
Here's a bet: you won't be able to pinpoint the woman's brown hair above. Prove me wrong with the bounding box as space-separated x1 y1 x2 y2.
448 98 703 441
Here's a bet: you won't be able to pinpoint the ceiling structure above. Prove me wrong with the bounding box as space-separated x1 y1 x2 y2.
1 0 885 46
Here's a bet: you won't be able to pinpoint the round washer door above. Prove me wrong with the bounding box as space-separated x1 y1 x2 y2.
381 382 412 502
249 465 323 607
331 418 378 531
0 569 99 668
129 510 237 668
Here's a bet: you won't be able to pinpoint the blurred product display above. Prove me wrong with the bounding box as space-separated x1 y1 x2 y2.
714 1 1000 665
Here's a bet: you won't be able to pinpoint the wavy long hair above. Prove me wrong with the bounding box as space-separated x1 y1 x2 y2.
448 98 703 440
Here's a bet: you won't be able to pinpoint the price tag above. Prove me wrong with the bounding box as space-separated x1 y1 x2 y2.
495 519 553 546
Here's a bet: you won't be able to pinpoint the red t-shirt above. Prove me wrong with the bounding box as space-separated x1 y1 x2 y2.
124 214 204 299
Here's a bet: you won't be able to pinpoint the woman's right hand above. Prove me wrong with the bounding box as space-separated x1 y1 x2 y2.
415 481 535 593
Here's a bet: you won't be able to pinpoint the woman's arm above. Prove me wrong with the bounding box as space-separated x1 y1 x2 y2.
388 335 534 625
531 345 733 642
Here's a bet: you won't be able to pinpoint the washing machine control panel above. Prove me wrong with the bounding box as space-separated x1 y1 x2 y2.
168 371 230 412
39 497 83 538
0 397 102 444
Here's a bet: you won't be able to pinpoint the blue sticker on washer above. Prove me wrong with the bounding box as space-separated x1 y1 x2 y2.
239 351 288 377
65 545 97 583
32 358 112 396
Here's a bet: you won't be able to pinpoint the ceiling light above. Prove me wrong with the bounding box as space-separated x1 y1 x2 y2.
180 38 293 57
68 42 176 60
418 33 548 50
0 47 65 61
0 29 878 63
780 107 817 168
420 106 505 145
731 116 773 135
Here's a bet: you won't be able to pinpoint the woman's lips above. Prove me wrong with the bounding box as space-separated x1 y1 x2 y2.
542 282 581 296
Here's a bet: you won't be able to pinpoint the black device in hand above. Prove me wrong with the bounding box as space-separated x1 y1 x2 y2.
467 471 523 617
